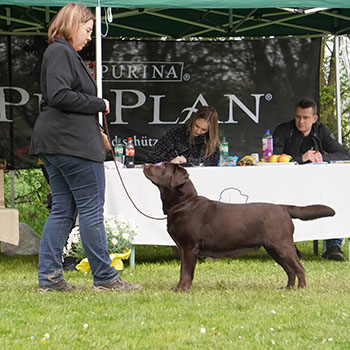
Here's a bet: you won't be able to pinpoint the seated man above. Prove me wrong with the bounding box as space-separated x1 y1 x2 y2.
273 97 350 261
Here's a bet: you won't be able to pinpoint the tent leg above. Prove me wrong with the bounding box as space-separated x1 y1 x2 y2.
95 6 103 125
10 170 15 208
335 35 342 144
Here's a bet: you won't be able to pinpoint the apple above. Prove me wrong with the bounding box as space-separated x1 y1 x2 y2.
268 154 279 163
278 154 292 162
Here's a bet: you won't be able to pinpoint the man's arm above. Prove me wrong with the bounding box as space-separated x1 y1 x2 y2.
319 124 350 161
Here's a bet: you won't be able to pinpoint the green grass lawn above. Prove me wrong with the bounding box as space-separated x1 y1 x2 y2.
0 242 350 350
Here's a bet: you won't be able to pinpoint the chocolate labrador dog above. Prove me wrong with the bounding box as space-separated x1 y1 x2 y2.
143 162 335 291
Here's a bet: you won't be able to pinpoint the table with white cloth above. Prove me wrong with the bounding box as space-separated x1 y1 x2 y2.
104 161 350 265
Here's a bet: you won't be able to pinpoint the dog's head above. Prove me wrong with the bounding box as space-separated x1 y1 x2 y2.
144 163 196 214
143 162 189 189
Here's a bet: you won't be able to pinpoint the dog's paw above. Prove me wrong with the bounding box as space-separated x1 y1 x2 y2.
170 286 189 293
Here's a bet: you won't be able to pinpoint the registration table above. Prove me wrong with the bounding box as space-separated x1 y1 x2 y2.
104 162 350 252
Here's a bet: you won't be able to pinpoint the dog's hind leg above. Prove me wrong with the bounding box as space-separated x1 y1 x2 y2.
265 244 306 288
264 246 296 288
286 255 305 288
175 245 199 292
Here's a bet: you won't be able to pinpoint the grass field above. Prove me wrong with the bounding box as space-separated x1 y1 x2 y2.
0 242 350 350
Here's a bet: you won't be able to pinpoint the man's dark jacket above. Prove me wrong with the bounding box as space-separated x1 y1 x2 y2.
30 37 106 162
273 119 350 164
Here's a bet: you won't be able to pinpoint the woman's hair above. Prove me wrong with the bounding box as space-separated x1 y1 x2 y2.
185 106 220 157
48 2 95 44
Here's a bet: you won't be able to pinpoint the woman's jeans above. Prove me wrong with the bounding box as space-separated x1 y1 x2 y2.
38 154 118 286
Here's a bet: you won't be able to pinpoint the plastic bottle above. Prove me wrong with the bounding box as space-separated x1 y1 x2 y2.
219 136 229 166
125 137 135 168
262 129 273 161
113 137 124 164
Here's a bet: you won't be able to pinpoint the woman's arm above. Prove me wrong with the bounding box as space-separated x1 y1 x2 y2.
187 146 220 166
44 45 105 114
148 128 182 164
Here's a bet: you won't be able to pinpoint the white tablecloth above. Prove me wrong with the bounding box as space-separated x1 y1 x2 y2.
104 162 350 245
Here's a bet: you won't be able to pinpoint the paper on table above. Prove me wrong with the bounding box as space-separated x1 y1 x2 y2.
255 161 298 166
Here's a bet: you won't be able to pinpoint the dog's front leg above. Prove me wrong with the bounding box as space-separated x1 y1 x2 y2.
174 245 198 292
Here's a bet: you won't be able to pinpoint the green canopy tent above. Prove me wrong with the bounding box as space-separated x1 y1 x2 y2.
0 0 349 206
1 0 349 130
1 1 350 38
1 0 349 137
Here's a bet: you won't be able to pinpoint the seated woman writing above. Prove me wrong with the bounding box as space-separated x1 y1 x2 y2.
148 106 220 166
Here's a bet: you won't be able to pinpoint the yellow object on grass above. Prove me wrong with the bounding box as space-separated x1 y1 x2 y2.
76 249 131 273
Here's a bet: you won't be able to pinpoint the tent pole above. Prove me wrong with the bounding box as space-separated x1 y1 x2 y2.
95 6 103 125
7 35 15 206
335 35 342 144
10 170 15 208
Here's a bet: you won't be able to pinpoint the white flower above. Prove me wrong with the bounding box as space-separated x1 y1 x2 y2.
72 226 80 234
83 323 89 330
65 215 137 260
200 328 206 334
271 310 276 314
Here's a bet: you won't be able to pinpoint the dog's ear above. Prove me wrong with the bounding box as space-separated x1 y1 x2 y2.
170 165 189 188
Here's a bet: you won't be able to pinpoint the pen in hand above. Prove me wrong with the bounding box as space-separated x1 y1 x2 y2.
172 150 186 164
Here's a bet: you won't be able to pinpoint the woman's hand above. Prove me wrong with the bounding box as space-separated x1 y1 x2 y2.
103 99 110 115
171 156 187 164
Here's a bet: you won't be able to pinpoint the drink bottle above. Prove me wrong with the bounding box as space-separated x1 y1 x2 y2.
219 137 229 166
113 137 124 164
125 137 135 168
262 129 273 161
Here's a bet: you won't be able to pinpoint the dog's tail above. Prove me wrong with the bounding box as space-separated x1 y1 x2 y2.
284 205 335 221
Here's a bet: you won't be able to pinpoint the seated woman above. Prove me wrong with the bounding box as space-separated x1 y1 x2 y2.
148 106 220 166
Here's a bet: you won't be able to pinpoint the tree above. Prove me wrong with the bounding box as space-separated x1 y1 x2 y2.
3 168 50 235
319 35 350 148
